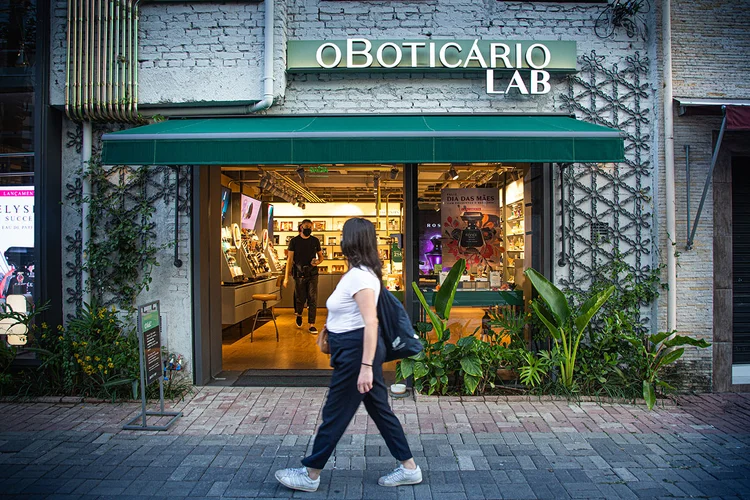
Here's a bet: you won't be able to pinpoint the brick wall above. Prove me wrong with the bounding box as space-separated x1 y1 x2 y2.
671 0 750 99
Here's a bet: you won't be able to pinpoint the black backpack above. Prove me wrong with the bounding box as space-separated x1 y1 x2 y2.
377 286 423 362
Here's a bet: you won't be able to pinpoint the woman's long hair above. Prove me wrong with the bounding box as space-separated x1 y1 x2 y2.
341 218 382 280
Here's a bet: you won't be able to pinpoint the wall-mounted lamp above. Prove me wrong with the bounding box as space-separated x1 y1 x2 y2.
448 166 459 180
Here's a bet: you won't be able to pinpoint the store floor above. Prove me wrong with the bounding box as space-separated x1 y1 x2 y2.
222 307 332 371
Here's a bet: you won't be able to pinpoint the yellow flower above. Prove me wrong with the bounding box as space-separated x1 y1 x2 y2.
94 356 100 361
108 362 114 368
98 364 103 370
72 341 78 347
41 334 46 339
104 370 108 375
115 341 119 346
41 322 48 329
85 356 91 361
57 325 64 331
74 354 79 358
58 336 63 341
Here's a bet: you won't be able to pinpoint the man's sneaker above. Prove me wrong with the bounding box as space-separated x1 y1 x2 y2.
309 326 318 335
378 465 422 487
295 316 303 328
275 467 320 492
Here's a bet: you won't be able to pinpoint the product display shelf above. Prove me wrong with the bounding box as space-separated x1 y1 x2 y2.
504 199 525 284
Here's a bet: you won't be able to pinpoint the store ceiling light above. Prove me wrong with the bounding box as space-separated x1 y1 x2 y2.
449 166 459 180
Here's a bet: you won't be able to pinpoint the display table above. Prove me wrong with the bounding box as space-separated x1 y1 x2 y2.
221 276 281 326
420 289 524 307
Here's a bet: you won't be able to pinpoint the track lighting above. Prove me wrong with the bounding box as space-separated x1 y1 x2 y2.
389 167 398 180
449 166 459 180
296 166 305 181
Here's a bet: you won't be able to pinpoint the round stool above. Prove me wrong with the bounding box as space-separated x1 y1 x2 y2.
251 293 279 342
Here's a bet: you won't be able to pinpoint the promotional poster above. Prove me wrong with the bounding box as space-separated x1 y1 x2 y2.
441 188 503 269
240 194 262 230
0 186 34 297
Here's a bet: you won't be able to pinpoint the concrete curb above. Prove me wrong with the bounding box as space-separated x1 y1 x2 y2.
412 391 679 408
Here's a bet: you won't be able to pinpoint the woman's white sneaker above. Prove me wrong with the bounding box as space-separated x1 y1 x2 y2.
274 467 320 492
378 465 423 487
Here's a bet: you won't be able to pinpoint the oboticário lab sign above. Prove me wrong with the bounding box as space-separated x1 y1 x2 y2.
286 39 577 95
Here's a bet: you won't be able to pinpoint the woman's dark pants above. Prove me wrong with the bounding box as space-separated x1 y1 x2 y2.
301 328 412 470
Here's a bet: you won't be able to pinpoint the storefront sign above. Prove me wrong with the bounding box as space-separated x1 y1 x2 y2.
287 39 576 95
139 302 162 386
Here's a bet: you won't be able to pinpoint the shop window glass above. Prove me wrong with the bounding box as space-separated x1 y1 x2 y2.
0 0 36 300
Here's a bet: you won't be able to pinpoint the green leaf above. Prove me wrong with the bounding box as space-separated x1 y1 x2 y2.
649 331 671 346
643 380 656 410
441 328 451 342
463 373 480 394
442 343 457 355
411 350 426 361
434 259 466 320
656 348 684 369
413 361 429 379
524 268 571 326
456 335 476 348
415 322 434 334
103 378 134 388
460 354 482 377
663 336 711 349
440 375 448 385
399 358 414 379
412 282 444 335
531 302 562 341
574 286 614 334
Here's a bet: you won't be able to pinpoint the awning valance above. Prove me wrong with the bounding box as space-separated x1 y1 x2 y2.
101 114 625 165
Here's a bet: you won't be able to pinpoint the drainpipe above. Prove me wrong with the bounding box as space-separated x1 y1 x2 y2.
145 0 275 117
246 0 275 113
663 0 677 332
81 121 93 306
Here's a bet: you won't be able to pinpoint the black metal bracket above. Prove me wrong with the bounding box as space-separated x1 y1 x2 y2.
557 163 571 267
686 107 727 250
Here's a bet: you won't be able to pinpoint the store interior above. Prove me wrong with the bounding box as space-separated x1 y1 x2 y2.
217 163 532 382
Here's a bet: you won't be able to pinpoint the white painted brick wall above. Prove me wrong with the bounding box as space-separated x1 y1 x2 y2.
60 120 194 377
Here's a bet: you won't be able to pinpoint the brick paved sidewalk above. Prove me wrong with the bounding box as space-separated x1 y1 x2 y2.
0 389 747 499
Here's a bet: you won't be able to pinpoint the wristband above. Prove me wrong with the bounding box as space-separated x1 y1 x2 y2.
361 362 373 367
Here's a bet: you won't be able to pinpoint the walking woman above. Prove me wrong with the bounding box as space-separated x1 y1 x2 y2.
275 218 422 492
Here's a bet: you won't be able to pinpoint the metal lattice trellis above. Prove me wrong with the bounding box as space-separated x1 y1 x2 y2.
557 51 653 295
64 123 192 315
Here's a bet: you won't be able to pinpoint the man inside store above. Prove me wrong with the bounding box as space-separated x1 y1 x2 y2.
284 219 323 334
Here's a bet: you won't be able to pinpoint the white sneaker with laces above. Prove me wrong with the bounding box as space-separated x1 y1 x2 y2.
378 464 423 487
274 467 320 492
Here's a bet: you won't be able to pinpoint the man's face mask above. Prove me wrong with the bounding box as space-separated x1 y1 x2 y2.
302 227 312 237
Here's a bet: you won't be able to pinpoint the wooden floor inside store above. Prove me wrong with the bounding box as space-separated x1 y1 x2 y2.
221 306 487 374
222 308 332 371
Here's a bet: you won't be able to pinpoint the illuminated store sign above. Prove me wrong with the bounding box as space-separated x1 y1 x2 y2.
287 39 577 95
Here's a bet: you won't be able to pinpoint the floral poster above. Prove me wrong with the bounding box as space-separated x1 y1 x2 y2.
441 188 503 269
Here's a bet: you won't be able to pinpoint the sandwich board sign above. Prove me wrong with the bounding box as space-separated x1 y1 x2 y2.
123 301 181 431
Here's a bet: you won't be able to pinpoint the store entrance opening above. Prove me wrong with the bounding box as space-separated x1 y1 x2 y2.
216 165 405 386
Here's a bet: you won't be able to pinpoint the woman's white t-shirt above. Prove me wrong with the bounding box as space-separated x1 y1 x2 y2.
325 266 381 333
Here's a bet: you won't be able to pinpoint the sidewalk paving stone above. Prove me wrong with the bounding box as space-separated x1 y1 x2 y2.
0 389 747 498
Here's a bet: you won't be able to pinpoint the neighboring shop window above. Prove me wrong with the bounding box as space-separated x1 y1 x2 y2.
0 0 36 300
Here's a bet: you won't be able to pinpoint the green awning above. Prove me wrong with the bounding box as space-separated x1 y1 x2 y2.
101 114 624 165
